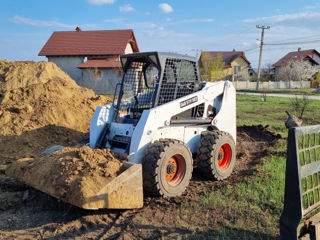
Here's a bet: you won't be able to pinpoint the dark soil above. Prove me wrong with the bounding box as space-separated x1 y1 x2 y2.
0 125 280 240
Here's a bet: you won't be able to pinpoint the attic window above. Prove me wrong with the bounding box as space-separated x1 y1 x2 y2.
233 65 241 74
93 68 102 79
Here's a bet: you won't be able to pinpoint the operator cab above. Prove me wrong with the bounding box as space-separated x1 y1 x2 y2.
113 52 201 125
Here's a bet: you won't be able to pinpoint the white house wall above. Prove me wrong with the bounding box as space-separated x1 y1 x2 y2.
48 56 84 84
80 68 123 94
124 43 133 54
310 54 320 66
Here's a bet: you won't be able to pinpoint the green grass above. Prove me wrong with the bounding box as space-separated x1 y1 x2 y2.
237 88 320 96
236 95 320 136
178 95 320 239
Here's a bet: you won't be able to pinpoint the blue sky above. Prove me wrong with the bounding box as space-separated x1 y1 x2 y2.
1 0 320 67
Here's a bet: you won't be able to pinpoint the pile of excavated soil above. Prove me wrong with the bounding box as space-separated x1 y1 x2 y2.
0 125 85 165
0 125 281 239
0 60 111 136
5 146 124 207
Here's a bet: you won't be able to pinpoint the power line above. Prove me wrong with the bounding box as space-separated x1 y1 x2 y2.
265 34 320 44
264 39 320 46
243 46 260 52
241 34 320 53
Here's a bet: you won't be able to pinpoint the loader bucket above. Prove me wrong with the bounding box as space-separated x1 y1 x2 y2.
6 158 144 210
77 162 143 209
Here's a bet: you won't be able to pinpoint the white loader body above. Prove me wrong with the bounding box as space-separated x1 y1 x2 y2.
90 80 236 164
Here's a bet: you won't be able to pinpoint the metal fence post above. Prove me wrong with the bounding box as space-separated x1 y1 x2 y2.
280 128 302 240
280 125 320 239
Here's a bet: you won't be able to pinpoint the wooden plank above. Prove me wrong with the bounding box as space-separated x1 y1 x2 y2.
298 213 320 239
310 222 320 240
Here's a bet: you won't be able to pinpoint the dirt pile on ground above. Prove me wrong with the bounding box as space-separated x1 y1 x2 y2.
0 125 85 165
236 125 281 162
5 146 124 208
0 125 281 239
0 60 111 136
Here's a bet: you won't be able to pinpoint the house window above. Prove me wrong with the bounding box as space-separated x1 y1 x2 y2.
233 66 241 74
93 68 102 79
117 70 123 78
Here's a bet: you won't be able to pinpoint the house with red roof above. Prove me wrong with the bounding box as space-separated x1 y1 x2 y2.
199 50 253 81
39 27 139 94
272 48 320 71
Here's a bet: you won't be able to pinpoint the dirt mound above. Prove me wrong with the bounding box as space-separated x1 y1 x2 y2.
5 146 124 207
236 125 281 162
0 60 111 136
0 60 77 92
0 125 84 165
0 125 280 239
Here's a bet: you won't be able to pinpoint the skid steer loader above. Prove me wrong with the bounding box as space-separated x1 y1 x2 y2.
87 52 236 208
8 52 236 210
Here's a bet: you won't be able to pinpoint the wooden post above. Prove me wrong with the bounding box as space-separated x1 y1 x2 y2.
311 222 320 240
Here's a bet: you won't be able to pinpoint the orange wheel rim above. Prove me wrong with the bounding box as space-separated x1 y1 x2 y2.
165 155 185 185
218 144 232 170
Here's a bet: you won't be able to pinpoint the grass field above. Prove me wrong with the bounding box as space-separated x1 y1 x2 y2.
237 88 320 96
180 95 320 239
237 94 320 136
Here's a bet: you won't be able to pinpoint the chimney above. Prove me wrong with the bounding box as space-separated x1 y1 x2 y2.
76 26 82 32
298 47 301 52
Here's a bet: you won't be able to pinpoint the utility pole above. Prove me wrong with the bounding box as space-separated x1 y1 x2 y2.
192 49 201 60
256 25 270 90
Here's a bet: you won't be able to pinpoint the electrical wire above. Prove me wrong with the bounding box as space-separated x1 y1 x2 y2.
264 39 320 46
243 46 260 52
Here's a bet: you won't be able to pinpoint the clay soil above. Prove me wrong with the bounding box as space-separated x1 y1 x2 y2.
0 60 110 136
5 146 125 208
0 125 280 240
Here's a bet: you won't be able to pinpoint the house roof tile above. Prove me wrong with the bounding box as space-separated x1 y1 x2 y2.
200 51 251 67
272 49 320 68
39 29 139 56
77 57 121 69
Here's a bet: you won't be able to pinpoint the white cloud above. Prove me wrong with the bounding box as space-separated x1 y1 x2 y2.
10 16 74 28
104 18 127 24
126 22 160 29
85 0 115 5
170 18 214 25
304 2 320 10
81 23 102 29
145 11 151 16
242 12 320 24
119 4 134 12
10 16 101 29
159 3 173 13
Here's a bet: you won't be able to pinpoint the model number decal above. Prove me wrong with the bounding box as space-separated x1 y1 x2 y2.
180 96 198 108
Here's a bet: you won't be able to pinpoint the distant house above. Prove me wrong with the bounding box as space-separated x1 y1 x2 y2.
39 27 139 94
199 50 252 81
272 48 320 71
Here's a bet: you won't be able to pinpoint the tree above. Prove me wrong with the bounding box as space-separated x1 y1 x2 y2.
260 63 275 82
275 60 318 87
316 71 320 81
199 53 226 82
289 95 310 119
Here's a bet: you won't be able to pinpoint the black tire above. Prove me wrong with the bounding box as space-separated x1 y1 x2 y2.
142 139 193 197
196 131 236 180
